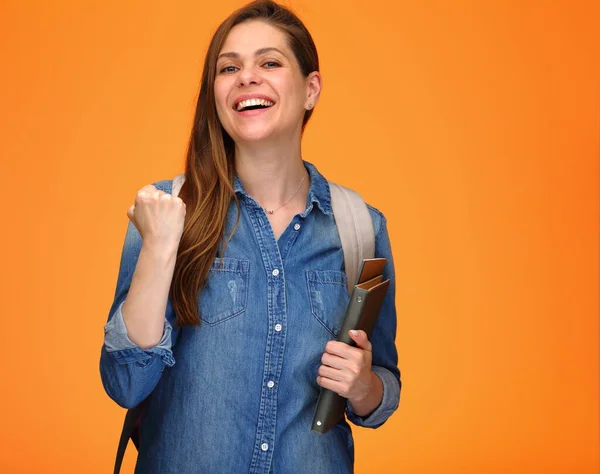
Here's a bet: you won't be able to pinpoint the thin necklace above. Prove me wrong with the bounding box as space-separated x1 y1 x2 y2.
262 172 308 215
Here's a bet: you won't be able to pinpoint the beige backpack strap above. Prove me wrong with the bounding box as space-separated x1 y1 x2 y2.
328 181 376 293
171 173 185 197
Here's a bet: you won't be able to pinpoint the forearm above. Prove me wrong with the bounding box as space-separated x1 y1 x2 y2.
348 371 383 417
122 242 178 349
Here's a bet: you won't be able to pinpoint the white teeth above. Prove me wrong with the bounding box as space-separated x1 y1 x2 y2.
236 98 274 111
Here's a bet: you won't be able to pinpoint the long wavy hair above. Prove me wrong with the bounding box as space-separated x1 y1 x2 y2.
171 0 320 327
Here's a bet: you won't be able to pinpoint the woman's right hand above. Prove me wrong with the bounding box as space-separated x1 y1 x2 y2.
127 184 186 249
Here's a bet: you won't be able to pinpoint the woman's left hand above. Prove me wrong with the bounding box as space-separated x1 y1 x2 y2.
317 329 376 405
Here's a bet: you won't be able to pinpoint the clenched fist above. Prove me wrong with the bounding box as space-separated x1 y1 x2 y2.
127 184 186 249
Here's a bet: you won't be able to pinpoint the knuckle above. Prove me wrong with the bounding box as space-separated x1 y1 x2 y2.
140 184 156 193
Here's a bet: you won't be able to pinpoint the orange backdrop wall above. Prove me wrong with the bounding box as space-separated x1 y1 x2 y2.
1 1 598 473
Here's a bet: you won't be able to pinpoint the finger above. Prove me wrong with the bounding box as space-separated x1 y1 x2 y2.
127 205 135 221
321 352 347 370
316 377 348 397
139 184 158 193
138 185 164 197
136 190 152 202
349 330 372 352
160 193 173 207
318 365 346 382
325 340 363 359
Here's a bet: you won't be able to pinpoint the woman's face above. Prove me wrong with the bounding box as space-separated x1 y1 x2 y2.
214 20 319 146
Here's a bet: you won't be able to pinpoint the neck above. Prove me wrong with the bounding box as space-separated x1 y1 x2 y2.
234 142 309 212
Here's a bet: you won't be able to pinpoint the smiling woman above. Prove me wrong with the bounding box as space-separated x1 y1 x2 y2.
214 23 320 147
99 1 401 473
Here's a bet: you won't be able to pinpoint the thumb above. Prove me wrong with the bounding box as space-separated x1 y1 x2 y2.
127 206 140 233
127 205 135 222
349 329 372 351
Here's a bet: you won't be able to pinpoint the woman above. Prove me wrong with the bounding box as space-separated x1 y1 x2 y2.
100 1 400 473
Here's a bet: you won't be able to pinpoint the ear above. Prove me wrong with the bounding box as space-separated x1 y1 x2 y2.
305 71 322 110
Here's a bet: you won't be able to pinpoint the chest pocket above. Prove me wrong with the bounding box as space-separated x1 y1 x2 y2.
306 270 350 338
199 258 250 326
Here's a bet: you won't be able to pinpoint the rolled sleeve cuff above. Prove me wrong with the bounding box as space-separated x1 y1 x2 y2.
346 365 400 428
103 301 175 367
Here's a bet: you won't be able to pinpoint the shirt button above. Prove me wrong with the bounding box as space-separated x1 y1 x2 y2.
261 443 269 451
293 223 301 231
272 269 280 277
274 323 282 332
267 381 275 389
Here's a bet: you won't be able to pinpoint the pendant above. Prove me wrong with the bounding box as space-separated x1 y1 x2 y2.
267 210 274 214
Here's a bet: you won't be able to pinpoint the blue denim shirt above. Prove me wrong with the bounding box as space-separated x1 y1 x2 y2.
100 162 401 474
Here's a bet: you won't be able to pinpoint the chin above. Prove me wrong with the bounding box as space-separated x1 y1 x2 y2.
233 125 278 144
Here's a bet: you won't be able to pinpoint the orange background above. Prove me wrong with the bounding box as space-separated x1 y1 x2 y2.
0 0 598 473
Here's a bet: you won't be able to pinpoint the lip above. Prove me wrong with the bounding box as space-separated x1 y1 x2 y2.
236 107 273 117
232 94 277 111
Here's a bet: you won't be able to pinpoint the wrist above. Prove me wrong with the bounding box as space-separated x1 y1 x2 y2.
141 240 179 260
354 371 378 403
348 372 383 417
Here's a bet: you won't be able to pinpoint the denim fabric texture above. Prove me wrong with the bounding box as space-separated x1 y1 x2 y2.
100 161 401 474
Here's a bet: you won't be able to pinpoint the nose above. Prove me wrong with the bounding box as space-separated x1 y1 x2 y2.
237 66 262 87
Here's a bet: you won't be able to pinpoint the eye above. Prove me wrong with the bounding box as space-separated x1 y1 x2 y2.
219 65 238 74
263 61 281 69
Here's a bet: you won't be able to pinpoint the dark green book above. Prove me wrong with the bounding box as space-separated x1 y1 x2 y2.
311 258 390 434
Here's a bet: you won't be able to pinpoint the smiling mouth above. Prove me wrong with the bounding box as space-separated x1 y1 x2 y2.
235 98 275 112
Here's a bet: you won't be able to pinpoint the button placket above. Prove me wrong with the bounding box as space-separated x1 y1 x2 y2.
246 205 288 473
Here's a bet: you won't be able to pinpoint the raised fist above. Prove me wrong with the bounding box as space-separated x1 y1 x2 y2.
127 184 186 249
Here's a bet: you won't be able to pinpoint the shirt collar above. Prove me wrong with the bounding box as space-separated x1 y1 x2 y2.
233 160 333 216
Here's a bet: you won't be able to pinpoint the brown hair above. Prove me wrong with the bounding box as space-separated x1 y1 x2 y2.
170 1 320 327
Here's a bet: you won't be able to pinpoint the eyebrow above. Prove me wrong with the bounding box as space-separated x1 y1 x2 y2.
217 47 286 61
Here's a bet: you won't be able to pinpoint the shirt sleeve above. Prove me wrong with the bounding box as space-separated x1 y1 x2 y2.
345 210 402 428
103 300 175 366
99 180 180 409
345 365 401 428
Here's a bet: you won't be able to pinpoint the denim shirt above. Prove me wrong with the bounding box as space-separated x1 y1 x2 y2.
100 162 401 474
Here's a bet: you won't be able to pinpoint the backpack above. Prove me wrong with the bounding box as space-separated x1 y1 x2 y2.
113 174 375 474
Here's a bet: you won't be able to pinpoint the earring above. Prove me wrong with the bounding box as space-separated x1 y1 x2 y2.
307 103 313 110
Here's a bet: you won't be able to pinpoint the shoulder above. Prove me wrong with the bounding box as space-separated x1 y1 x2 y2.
326 178 387 238
366 203 387 239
